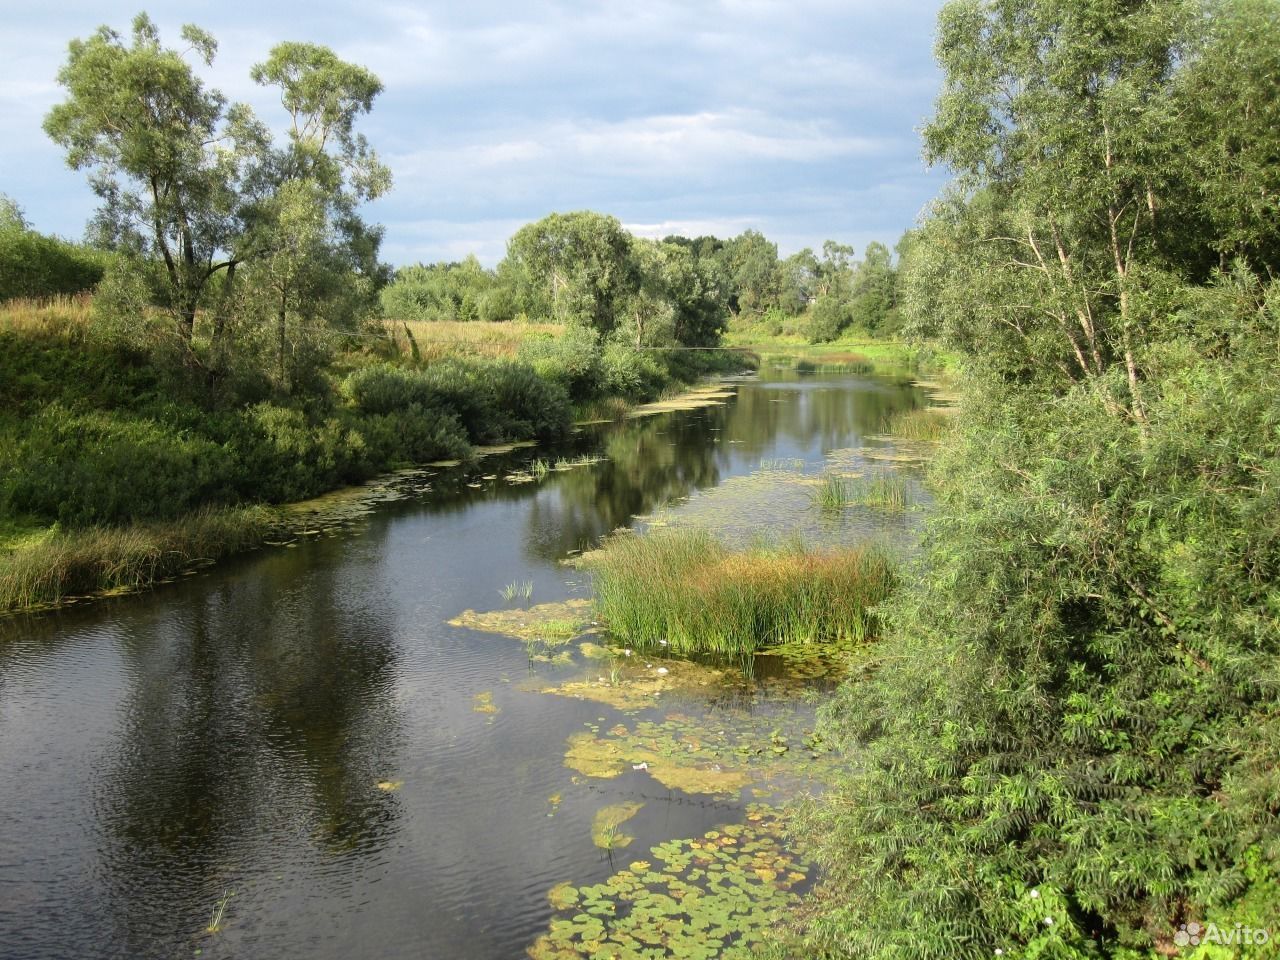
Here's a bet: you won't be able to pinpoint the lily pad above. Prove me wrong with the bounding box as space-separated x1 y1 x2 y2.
528 806 809 959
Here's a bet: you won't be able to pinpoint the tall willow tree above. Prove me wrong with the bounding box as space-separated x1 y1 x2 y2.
800 2 1280 958
43 16 389 375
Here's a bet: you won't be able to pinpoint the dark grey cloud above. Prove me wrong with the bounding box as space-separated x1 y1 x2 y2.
1 1 947 265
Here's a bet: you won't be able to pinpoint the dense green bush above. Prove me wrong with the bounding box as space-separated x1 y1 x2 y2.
343 357 571 444
802 289 1280 957
599 343 667 400
518 326 604 400
0 219 108 300
805 295 852 343
4 406 237 525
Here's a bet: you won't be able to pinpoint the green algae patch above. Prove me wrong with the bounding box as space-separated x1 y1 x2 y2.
473 440 538 458
473 691 500 714
279 468 430 532
547 882 579 911
539 658 728 712
592 801 644 849
448 599 594 644
527 806 808 960
564 730 753 796
624 385 737 419
563 706 842 800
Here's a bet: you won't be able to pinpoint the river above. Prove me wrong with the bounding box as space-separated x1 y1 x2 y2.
0 361 936 960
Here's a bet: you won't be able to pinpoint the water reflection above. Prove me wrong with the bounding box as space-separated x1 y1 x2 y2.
0 367 933 960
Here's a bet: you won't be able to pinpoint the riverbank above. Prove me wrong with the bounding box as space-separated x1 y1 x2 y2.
0 299 754 613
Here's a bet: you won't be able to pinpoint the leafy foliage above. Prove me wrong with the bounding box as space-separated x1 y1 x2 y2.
799 2 1280 957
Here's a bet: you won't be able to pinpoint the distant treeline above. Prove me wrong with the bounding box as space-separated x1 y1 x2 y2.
381 213 903 343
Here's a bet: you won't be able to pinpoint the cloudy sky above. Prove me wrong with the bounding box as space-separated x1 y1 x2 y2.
1 1 948 266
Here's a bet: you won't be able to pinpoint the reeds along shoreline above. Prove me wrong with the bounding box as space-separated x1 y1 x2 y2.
586 528 897 656
883 407 951 441
0 506 278 613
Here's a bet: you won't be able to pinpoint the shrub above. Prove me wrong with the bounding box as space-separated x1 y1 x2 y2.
4 405 237 525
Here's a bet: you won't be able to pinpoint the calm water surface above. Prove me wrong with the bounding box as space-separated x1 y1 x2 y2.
0 365 931 960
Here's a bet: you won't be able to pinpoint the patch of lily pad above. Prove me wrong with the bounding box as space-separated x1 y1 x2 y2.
528 806 809 960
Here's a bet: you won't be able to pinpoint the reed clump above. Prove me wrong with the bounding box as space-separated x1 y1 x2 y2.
814 474 911 511
883 407 951 441
0 506 278 612
586 528 896 656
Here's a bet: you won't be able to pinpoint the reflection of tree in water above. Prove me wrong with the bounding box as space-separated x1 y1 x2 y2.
523 407 729 561
94 541 404 952
724 372 926 459
522 373 927 563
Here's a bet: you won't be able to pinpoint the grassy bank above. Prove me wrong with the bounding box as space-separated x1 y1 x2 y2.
586 528 897 656
0 300 749 614
724 314 959 374
0 506 279 612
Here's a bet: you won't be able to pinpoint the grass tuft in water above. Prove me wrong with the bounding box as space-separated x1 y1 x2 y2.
207 889 235 933
883 407 951 441
500 580 534 602
814 474 911 511
586 528 896 656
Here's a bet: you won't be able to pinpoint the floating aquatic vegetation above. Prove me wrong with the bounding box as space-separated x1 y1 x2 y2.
592 801 644 849
625 386 737 419
564 730 753 795
448 599 593 644
561 707 839 799
473 691 500 714
759 457 807 471
531 650 576 666
474 440 539 458
537 657 728 712
278 469 430 536
375 779 404 792
527 807 808 960
554 455 607 471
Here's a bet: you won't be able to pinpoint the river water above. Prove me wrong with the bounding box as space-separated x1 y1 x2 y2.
0 363 933 960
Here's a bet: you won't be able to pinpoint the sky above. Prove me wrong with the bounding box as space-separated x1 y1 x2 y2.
0 1 949 267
